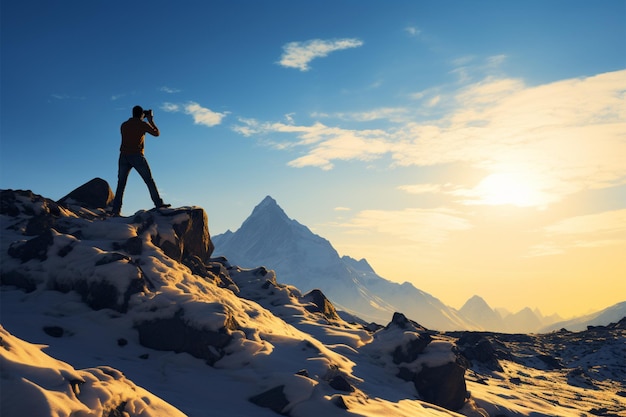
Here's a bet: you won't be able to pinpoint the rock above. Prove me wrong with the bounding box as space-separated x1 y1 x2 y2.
303 289 340 321
135 207 215 263
386 312 427 331
249 385 289 415
1 189 63 218
381 312 432 364
329 375 355 392
58 177 114 209
536 354 562 370
185 255 239 291
0 270 37 292
457 332 503 372
8 230 54 263
392 334 432 365
331 395 349 410
51 270 148 313
43 326 64 338
135 309 237 366
414 361 467 411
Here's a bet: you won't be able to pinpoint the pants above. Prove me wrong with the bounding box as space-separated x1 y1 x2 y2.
111 153 163 214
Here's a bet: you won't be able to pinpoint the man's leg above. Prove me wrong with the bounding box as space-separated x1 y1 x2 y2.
130 154 166 208
111 155 133 215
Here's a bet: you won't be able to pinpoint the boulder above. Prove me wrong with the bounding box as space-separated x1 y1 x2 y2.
135 308 237 366
58 177 114 209
8 229 54 263
134 207 215 263
302 289 340 321
414 361 467 411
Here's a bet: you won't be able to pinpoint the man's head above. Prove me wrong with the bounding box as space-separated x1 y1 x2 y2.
132 105 144 118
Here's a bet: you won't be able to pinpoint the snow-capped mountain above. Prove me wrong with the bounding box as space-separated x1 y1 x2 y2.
460 295 506 331
541 301 626 332
213 196 475 331
2 181 625 417
460 295 564 333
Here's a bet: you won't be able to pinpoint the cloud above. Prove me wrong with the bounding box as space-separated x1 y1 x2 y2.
340 208 472 245
312 107 409 123
405 26 421 37
160 86 181 94
528 209 626 256
233 118 391 170
233 69 626 208
163 101 227 127
398 183 446 194
278 38 364 71
51 94 85 100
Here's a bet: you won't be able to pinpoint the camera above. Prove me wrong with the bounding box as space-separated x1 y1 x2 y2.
143 109 153 118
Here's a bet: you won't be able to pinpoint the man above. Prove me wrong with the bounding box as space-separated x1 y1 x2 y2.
110 105 170 216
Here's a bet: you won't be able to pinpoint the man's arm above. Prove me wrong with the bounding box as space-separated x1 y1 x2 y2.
145 115 160 137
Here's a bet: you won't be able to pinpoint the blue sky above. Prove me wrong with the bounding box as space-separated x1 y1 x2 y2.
2 0 625 317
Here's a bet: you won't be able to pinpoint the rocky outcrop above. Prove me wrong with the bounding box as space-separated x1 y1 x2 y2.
0 185 218 310
132 207 215 264
302 289 340 321
414 361 467 411
135 308 238 366
366 312 468 411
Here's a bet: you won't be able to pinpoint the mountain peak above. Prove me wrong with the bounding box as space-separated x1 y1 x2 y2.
245 195 290 226
461 295 490 311
258 195 278 209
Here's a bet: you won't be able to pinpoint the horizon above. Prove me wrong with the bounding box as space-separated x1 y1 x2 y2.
216 193 623 320
1 1 625 319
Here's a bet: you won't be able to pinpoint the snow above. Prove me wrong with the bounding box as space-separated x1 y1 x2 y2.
0 326 186 417
1 191 625 417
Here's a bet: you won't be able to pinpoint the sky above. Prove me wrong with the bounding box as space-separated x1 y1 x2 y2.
1 0 625 318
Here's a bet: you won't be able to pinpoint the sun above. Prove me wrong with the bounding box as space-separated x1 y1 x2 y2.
473 171 546 208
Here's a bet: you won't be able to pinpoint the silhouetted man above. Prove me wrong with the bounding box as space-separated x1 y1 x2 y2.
111 105 169 216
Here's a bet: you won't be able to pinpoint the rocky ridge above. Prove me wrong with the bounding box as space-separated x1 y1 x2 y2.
1 180 475 416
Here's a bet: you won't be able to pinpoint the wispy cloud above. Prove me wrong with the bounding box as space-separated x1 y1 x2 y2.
235 69 626 207
233 118 390 170
340 208 472 246
278 38 364 71
163 101 228 127
160 86 181 94
405 26 422 37
51 93 86 100
528 209 626 256
311 107 409 123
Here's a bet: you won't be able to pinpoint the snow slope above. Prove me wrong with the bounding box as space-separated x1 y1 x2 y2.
1 187 625 417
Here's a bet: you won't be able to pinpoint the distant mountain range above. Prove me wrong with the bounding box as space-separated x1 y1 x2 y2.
213 196 473 330
212 196 626 332
540 301 626 332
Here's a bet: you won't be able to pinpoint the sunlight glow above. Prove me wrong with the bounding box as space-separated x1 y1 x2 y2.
464 172 548 207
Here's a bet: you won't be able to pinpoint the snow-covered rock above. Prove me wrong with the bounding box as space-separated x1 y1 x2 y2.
0 185 472 416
